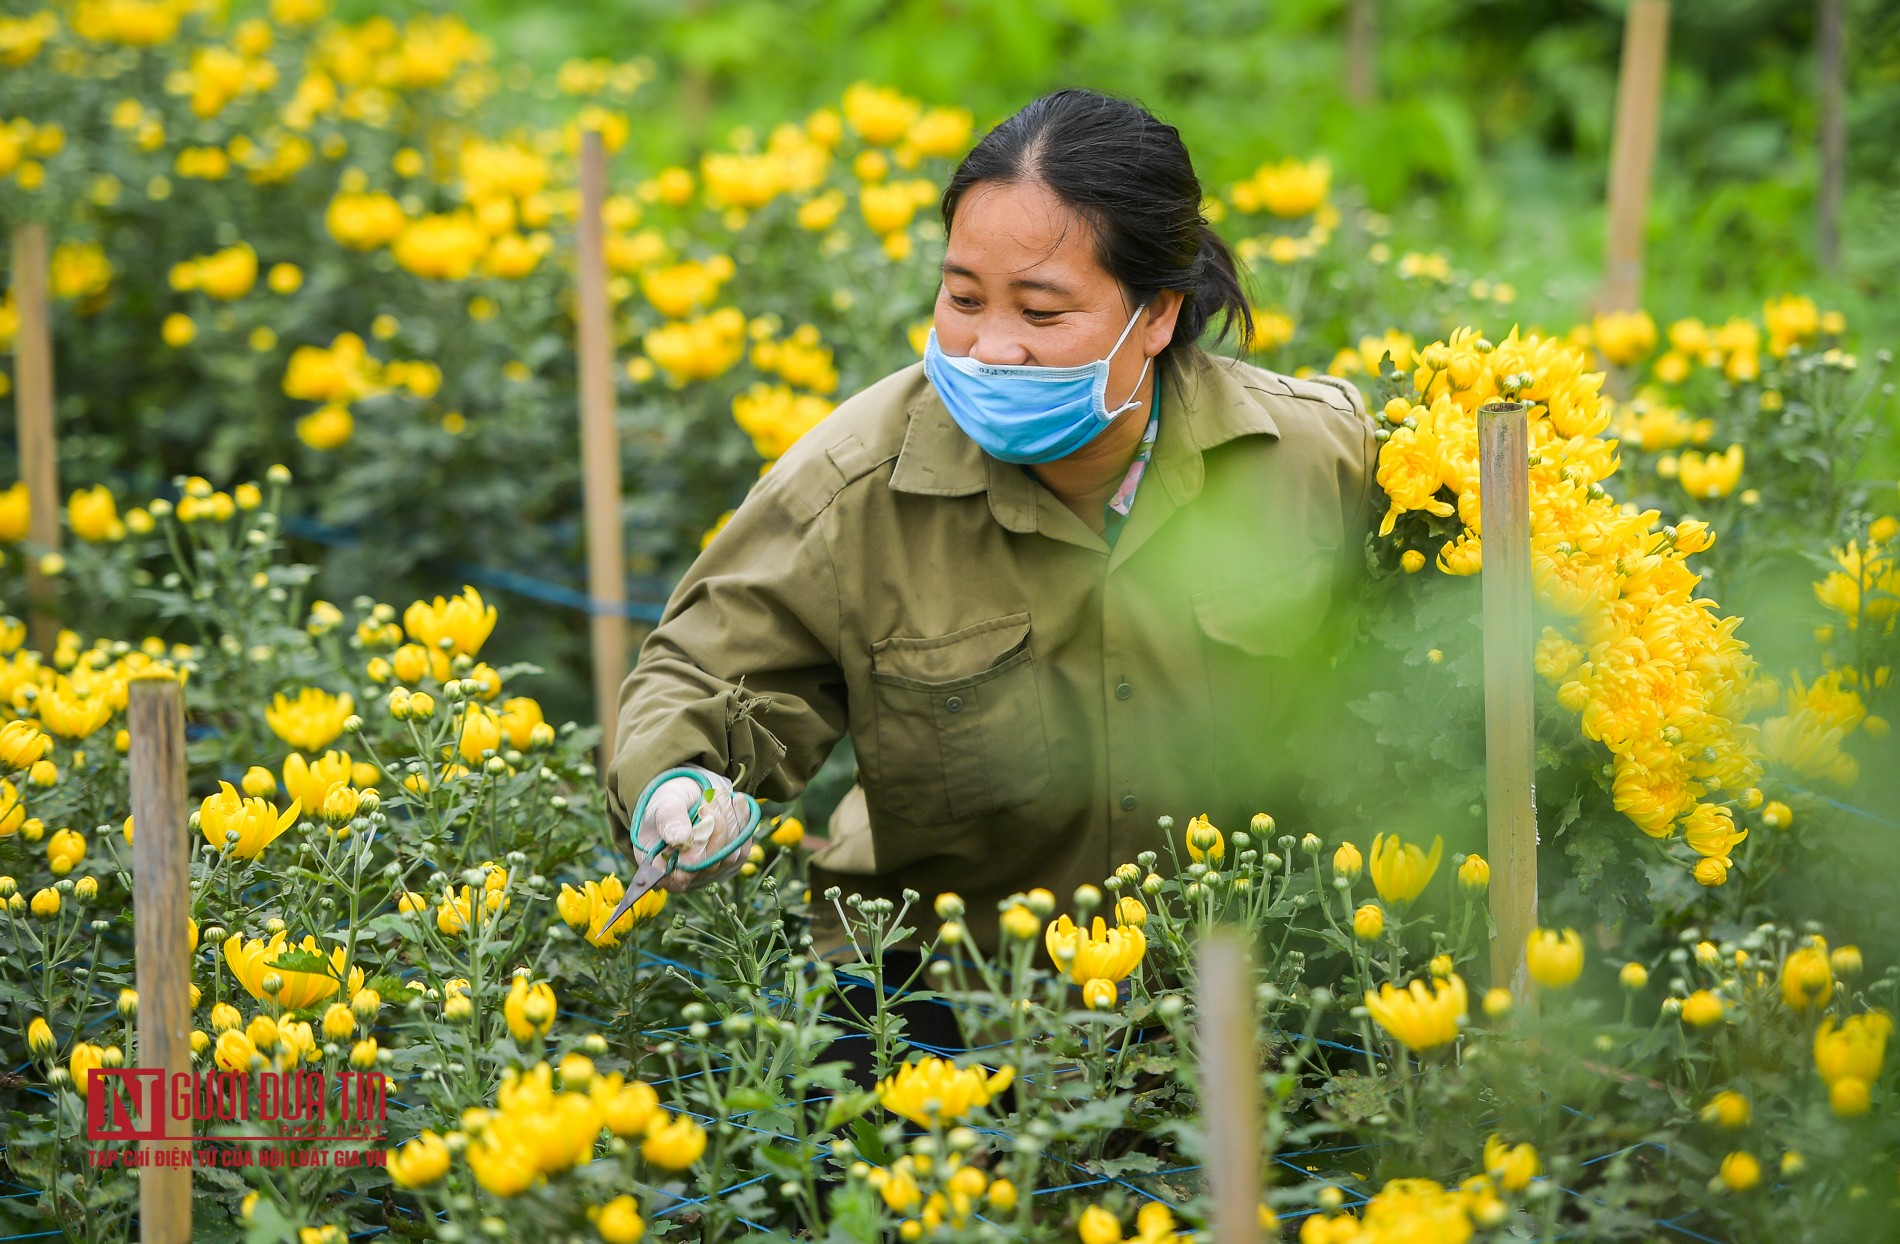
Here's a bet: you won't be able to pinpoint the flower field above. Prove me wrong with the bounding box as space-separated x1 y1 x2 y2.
3 2 1900 1242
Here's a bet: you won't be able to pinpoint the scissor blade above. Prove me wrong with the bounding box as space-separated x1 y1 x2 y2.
604 855 672 928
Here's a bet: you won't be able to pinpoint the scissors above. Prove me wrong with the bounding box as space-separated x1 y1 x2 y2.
603 765 764 928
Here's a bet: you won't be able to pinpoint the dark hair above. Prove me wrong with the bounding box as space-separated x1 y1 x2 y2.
941 88 1251 364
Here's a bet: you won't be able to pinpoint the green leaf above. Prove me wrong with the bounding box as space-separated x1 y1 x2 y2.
752 1141 813 1181
1085 1152 1163 1177
366 972 422 1004
822 1089 879 1134
848 1115 892 1165
723 1087 776 1114
267 948 339 977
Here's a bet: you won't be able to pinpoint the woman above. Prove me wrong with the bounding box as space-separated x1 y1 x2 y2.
606 88 1377 955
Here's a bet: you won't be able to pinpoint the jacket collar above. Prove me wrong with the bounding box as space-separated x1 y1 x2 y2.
887 350 1281 528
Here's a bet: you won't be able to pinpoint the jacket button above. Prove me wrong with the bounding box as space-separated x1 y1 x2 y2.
1115 682 1132 700
944 696 964 713
1120 794 1137 811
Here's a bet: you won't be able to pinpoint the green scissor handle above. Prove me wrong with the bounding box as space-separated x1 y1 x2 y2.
604 766 765 927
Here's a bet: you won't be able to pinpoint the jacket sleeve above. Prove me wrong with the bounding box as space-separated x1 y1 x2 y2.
604 467 848 860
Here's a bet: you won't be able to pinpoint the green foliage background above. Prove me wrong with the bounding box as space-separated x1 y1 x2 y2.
403 0 1900 348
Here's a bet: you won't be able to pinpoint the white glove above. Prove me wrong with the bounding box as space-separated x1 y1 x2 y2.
638 763 752 893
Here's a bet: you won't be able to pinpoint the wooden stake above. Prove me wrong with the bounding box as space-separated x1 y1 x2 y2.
128 673 192 1244
11 223 60 655
1478 401 1539 994
1601 0 1670 312
576 130 628 763
1198 932 1261 1244
679 0 713 149
1344 0 1377 106
1816 0 1845 271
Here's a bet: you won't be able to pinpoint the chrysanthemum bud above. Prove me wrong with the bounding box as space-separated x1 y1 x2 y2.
999 904 1038 940
320 785 360 827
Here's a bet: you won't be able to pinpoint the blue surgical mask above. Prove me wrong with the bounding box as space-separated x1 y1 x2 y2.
923 304 1151 465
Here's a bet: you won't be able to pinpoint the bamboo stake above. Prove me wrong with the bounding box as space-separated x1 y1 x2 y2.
1478 401 1538 994
1344 0 1377 106
1816 0 1845 271
576 130 628 763
11 223 60 655
128 673 192 1244
1601 0 1670 312
679 0 713 148
1198 932 1261 1244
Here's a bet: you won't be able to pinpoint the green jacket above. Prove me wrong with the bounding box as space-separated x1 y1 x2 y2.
607 347 1378 948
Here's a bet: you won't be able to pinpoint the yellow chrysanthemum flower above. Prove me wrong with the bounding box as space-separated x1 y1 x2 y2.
282 749 353 816
199 782 300 859
503 976 556 1042
265 688 354 752
388 1131 451 1188
555 875 667 948
1779 938 1834 1011
1044 915 1146 1008
1524 928 1584 990
1369 833 1443 904
875 1057 1014 1127
403 587 496 659
1813 1012 1891 1116
223 931 349 1011
1364 973 1467 1052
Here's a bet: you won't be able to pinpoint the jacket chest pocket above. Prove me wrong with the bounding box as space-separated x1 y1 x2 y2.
1191 548 1338 730
867 612 1051 827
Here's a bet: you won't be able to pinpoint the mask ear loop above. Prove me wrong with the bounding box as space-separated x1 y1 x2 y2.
1103 303 1152 419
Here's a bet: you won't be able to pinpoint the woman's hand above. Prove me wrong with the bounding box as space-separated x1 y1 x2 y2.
639 764 753 893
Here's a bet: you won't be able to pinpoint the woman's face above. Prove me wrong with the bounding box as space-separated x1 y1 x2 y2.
934 180 1182 411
